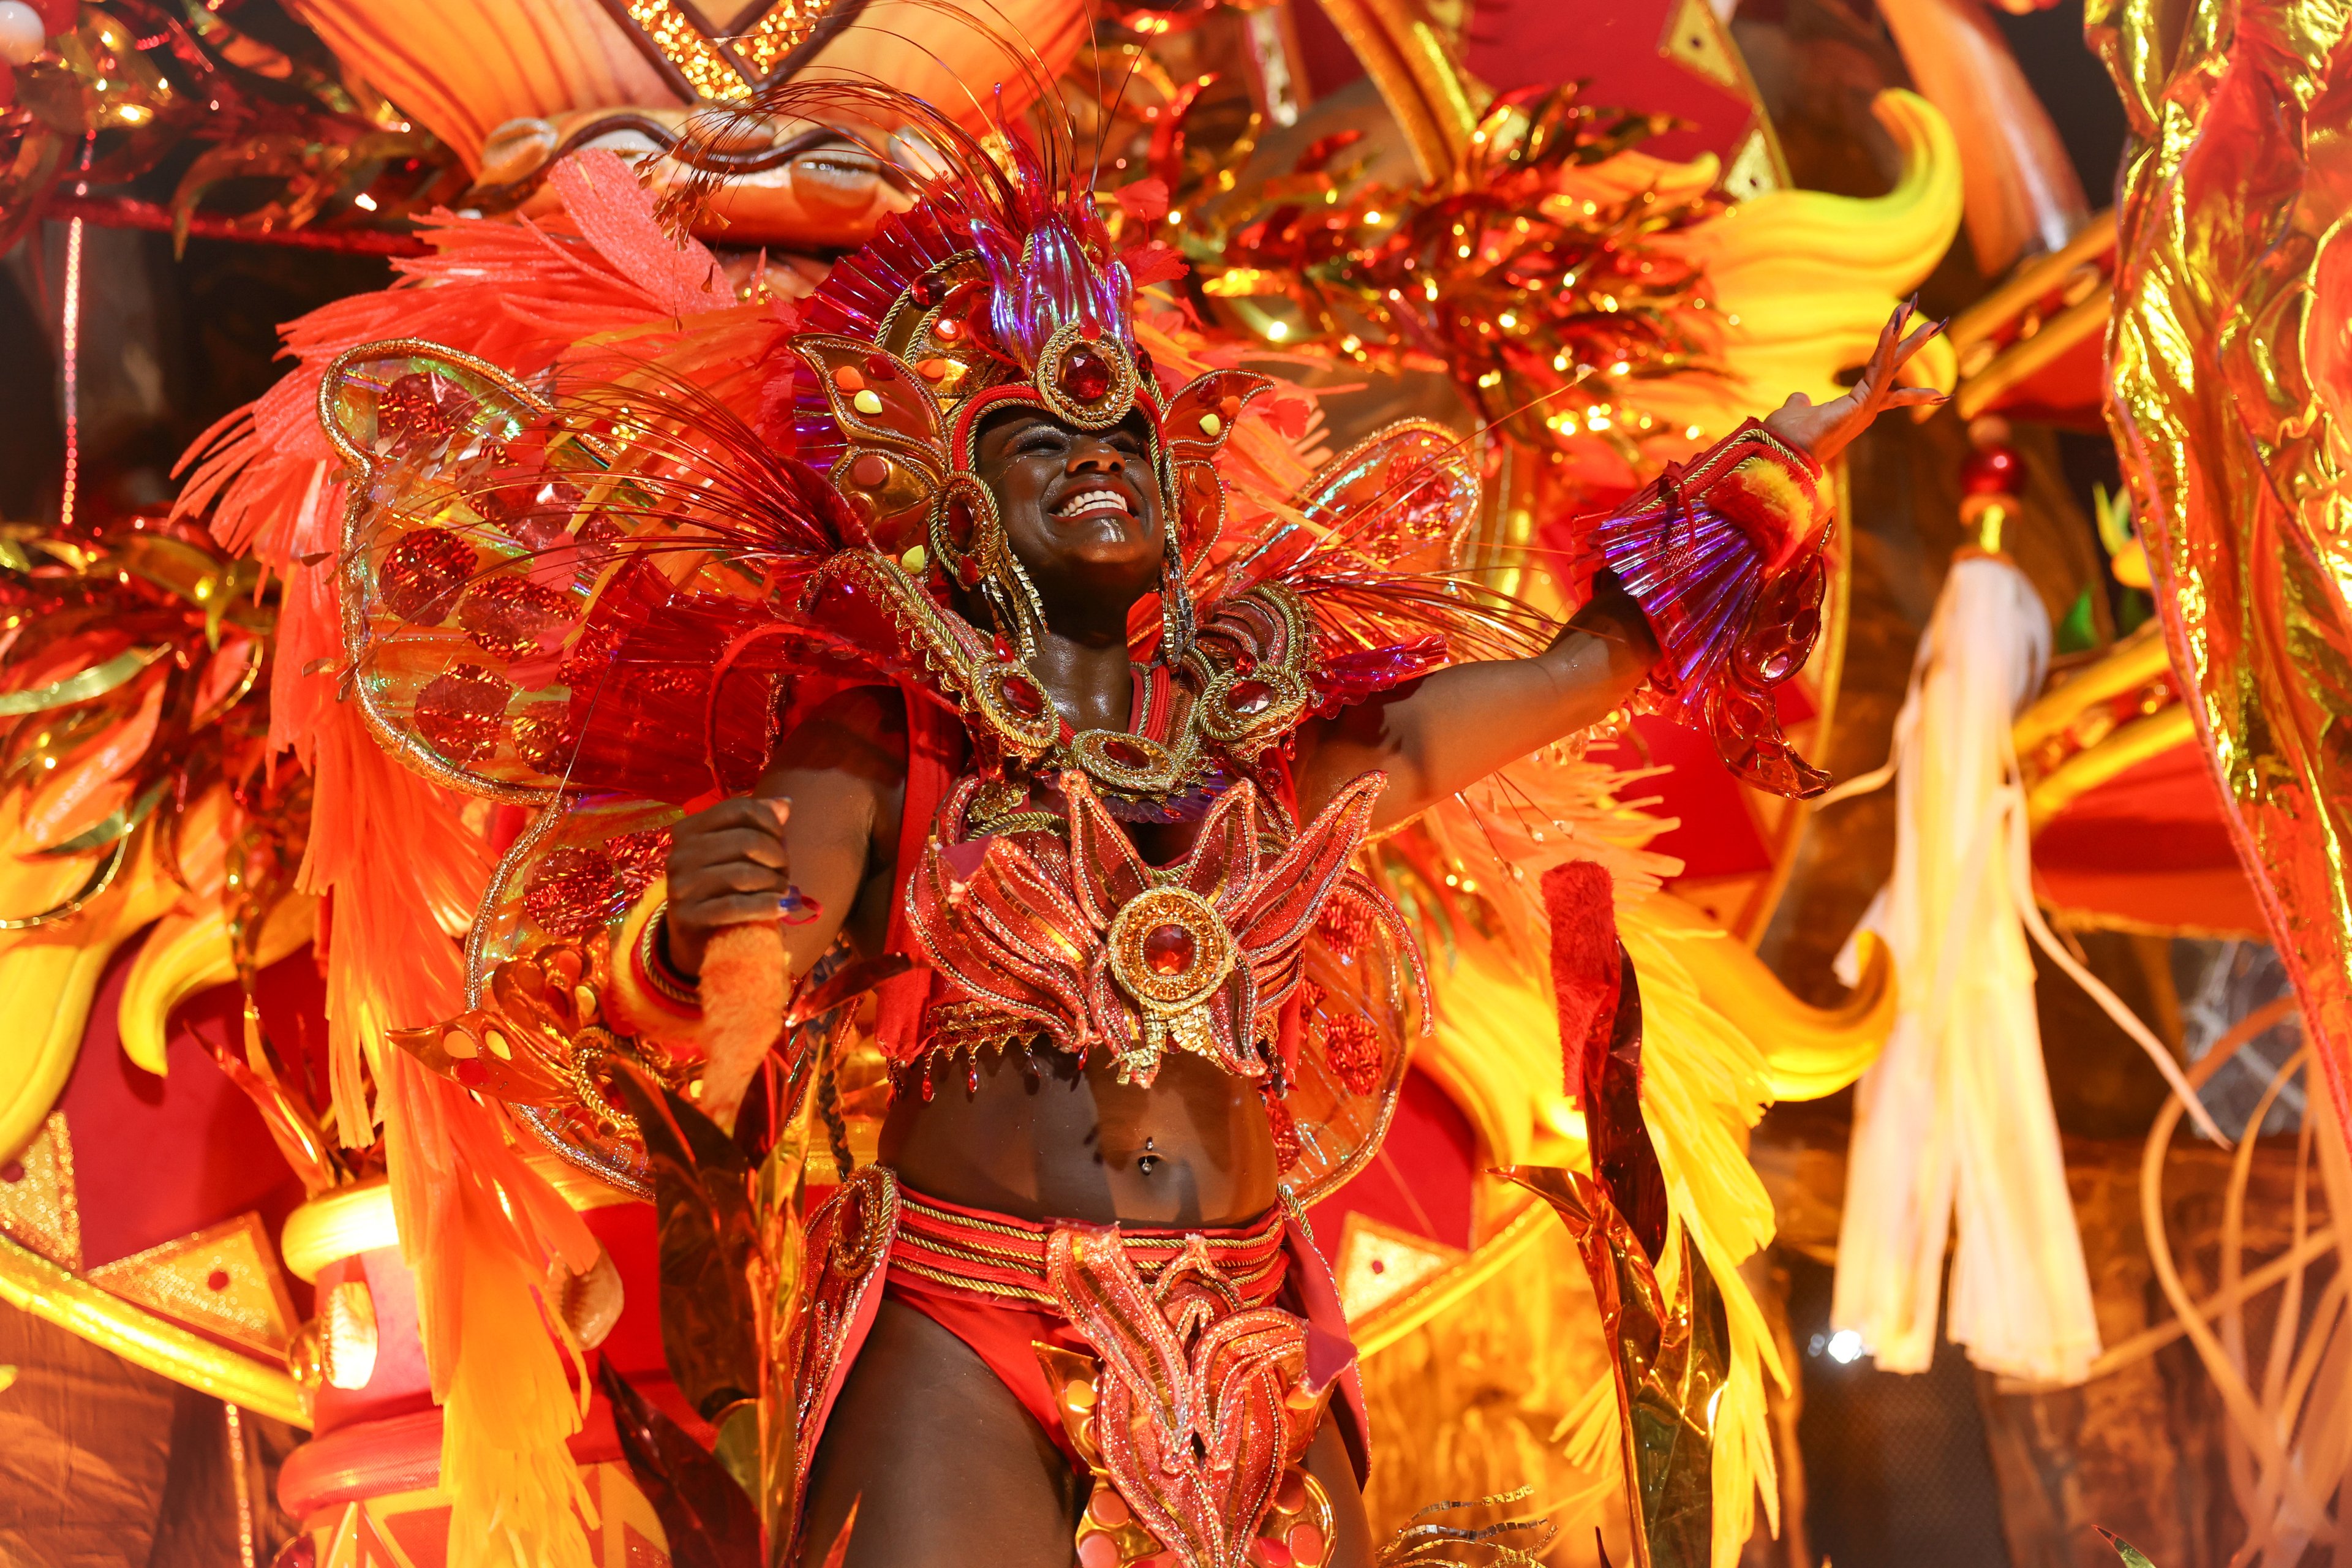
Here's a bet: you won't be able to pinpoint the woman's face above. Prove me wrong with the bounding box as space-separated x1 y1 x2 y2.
971 407 1165 624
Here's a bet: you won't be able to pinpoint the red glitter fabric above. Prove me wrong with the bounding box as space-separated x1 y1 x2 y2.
1320 1016 1383 1097
376 371 473 449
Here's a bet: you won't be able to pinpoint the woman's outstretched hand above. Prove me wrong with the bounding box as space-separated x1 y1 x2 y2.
1762 298 1947 466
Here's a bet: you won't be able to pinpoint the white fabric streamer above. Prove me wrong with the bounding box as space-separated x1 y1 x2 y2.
1827 552 2103 1384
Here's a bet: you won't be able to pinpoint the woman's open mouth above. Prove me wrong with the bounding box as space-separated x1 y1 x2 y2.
1054 486 1137 522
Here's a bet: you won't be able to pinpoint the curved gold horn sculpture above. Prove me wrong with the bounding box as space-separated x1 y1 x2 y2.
1632 893 1898 1102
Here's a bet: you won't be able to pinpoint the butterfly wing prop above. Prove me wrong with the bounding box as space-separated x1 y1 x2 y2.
324 341 880 807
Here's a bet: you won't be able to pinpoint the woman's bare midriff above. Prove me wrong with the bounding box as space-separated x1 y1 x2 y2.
875 1040 1282 1227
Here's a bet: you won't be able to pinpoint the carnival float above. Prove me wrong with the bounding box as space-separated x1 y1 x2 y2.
0 0 2345 1566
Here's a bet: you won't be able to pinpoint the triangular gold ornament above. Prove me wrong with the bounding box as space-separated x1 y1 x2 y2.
1332 1211 1468 1322
0 1112 82 1271
592 0 831 102
86 1212 299 1358
1659 0 1741 91
1722 125 1781 201
322 1499 424 1568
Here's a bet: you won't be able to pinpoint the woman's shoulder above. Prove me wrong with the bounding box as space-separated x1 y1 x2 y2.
771 682 913 786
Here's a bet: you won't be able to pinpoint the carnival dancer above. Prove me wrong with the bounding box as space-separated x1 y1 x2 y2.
314 63 1941 1568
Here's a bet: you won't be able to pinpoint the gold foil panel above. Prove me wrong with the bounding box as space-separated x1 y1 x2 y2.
1331 1211 1466 1322
1660 0 1740 91
1506 1166 1725 1568
2089 0 2352 1120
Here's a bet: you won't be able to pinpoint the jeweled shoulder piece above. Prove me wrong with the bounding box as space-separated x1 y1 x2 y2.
1188 584 1320 758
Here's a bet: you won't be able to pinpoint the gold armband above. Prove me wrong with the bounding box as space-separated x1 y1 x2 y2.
606 878 705 1044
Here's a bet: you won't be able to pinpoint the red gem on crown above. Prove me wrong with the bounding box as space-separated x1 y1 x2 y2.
1060 347 1113 404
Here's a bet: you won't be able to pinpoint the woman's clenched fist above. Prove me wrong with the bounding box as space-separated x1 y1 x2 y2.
661 796 792 976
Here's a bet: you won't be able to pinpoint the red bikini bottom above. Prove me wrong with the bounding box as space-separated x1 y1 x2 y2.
786 1169 1368 1567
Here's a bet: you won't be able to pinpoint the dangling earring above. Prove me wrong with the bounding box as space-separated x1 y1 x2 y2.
1159 524 1196 665
981 508 1047 662
935 476 1046 661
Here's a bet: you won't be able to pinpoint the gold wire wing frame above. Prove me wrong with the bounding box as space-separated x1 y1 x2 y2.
320 339 587 809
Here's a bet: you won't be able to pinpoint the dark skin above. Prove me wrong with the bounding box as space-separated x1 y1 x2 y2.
662 304 1943 1566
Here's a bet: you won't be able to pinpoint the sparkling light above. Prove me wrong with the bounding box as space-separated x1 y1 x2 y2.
1825 1330 1865 1365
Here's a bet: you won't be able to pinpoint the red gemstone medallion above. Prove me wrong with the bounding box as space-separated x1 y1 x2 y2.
1142 923 1196 976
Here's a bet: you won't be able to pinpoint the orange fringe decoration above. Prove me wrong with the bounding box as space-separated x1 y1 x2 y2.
384 1050 601 1568
178 151 780 1568
698 922 787 1128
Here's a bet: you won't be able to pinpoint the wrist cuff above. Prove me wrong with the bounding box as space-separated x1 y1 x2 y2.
1589 420 1833 799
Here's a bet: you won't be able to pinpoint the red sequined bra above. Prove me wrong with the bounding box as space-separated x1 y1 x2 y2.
907 766 1396 1088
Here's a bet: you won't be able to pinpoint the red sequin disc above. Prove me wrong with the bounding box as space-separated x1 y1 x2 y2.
606 827 673 900
1321 1015 1383 1096
1314 900 1373 963
1262 1091 1303 1170
377 372 473 445
510 708 582 772
414 663 512 763
379 529 478 622
458 574 573 660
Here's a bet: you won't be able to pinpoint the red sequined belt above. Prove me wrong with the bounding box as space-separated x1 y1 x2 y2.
887 1185 1291 1310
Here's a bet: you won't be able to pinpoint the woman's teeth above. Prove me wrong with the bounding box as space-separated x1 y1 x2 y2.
1057 488 1132 518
